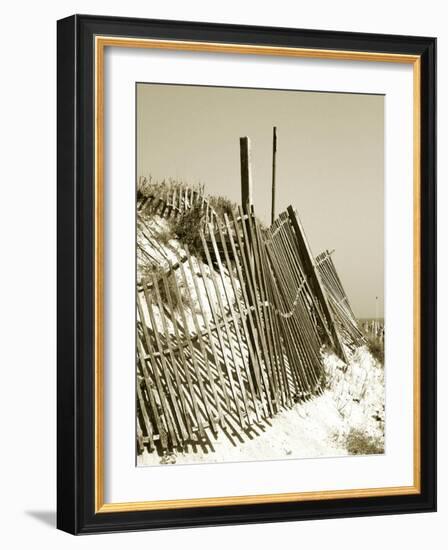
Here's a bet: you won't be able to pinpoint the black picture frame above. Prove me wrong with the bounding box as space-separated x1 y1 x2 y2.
57 14 436 535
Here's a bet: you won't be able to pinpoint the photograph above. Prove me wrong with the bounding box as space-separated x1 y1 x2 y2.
135 83 385 466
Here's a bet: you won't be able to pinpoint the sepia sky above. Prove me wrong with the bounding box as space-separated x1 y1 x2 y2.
137 83 384 318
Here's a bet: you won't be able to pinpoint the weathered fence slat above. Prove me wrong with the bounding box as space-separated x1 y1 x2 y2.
229 210 271 408
136 337 169 449
168 266 218 434
236 207 275 414
151 274 191 441
224 213 272 415
176 251 225 429
185 249 231 413
136 376 155 451
201 231 253 426
247 210 279 413
214 221 264 422
138 289 180 447
161 272 205 439
196 258 246 428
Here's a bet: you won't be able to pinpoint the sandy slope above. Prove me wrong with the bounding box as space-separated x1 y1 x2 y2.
137 213 385 467
138 348 384 466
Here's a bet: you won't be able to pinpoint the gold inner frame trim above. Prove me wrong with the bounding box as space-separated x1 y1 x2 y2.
94 35 421 513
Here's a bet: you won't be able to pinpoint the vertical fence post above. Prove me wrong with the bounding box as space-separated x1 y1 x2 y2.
271 126 277 225
239 136 259 390
240 137 253 214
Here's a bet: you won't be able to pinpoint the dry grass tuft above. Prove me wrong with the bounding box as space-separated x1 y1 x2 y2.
170 202 205 257
207 195 238 220
344 428 384 455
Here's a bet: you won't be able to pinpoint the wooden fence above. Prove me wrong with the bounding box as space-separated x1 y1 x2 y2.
136 189 365 453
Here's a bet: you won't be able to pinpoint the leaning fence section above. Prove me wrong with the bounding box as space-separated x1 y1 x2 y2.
136 197 366 453
315 250 366 352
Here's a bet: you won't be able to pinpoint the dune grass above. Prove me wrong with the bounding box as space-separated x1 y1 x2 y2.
345 428 384 455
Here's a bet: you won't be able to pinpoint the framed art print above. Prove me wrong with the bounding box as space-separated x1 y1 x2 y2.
57 15 436 534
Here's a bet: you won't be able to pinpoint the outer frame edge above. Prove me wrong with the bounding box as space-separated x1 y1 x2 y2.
57 14 78 535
